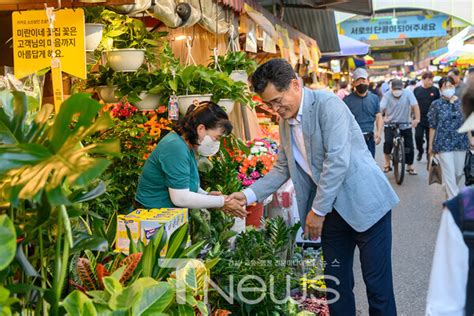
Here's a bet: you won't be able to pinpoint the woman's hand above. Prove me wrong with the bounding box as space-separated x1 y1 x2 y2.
223 198 248 218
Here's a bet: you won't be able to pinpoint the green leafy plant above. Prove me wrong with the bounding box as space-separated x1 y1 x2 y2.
209 217 301 315
84 6 104 24
114 68 166 104
99 9 165 63
86 65 118 88
209 51 258 76
0 91 120 315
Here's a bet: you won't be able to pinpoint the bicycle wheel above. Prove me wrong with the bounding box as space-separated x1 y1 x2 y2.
393 138 405 185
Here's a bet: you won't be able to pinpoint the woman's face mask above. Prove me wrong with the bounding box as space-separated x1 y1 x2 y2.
197 135 220 156
442 88 455 99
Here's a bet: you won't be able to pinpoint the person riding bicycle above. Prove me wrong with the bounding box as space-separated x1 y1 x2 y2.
381 79 421 175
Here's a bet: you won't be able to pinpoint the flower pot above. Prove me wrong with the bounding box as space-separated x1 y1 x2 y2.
106 49 145 72
246 202 264 228
229 70 248 83
218 98 234 114
134 91 160 111
85 23 104 52
177 94 212 115
97 85 119 103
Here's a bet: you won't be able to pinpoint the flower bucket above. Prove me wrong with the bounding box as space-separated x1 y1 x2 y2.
106 49 145 72
134 91 160 111
177 94 212 115
218 98 234 114
85 23 104 52
246 202 264 228
97 85 119 103
229 70 248 83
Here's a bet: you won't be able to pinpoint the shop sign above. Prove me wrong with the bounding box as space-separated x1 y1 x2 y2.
12 9 86 79
340 15 448 41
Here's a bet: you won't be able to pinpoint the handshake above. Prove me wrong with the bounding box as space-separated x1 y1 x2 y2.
209 191 248 218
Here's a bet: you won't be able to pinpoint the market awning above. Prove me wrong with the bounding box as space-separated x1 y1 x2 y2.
433 44 474 65
318 34 370 62
280 8 340 54
253 0 373 16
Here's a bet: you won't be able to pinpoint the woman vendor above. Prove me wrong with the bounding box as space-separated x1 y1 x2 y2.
135 101 246 218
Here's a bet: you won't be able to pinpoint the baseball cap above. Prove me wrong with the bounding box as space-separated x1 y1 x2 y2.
391 79 404 90
353 68 369 80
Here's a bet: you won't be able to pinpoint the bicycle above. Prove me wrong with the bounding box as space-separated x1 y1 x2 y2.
387 122 411 185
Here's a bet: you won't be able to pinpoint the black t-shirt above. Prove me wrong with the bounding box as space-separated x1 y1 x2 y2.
414 86 440 125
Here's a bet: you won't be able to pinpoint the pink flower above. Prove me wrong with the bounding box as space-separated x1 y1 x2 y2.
250 171 260 179
242 179 252 187
238 173 246 180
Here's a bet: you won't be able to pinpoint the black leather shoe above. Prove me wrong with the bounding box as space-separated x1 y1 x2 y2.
417 152 423 161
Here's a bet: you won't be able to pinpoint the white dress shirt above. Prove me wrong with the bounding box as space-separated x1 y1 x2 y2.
243 90 325 216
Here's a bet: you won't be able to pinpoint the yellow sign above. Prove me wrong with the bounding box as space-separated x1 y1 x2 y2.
51 58 64 113
12 8 86 79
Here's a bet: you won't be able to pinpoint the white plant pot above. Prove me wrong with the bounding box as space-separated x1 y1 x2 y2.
218 98 235 114
177 94 212 115
85 23 104 52
229 70 248 83
97 85 119 103
106 49 145 72
134 91 160 111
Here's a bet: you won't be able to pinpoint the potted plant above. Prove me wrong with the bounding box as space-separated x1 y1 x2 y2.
114 68 164 110
84 6 105 52
166 65 214 115
211 71 255 114
99 9 162 72
86 65 119 103
209 51 258 83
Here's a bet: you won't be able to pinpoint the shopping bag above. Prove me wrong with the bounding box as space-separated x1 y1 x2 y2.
464 150 474 186
428 155 442 185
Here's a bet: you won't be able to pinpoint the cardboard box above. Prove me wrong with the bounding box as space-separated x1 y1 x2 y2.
116 208 188 255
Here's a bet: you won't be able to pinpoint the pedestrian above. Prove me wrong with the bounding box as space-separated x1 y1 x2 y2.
381 79 421 174
448 67 466 98
229 59 400 316
336 80 350 100
369 81 377 95
343 68 383 158
425 80 474 316
414 71 440 161
428 76 473 199
405 79 417 92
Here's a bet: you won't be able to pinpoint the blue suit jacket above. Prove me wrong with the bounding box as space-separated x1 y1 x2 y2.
249 88 399 232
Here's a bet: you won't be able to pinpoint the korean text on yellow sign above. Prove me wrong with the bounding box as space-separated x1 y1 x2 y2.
12 8 86 79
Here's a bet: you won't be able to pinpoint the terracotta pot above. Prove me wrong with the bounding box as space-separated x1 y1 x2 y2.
246 202 264 228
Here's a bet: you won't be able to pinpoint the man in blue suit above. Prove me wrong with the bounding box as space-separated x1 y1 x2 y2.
230 59 400 315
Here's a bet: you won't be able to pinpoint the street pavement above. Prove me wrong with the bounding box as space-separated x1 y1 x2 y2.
353 144 446 316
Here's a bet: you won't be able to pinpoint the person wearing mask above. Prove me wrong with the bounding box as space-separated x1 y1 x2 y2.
428 77 472 199
426 80 474 316
343 68 383 157
381 79 420 174
336 80 350 100
229 59 399 316
414 71 441 161
135 101 246 217
448 68 466 98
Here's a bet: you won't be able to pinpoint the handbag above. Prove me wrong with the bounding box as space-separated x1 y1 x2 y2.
428 155 442 185
465 150 474 186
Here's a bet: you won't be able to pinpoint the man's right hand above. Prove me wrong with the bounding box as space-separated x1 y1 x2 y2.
227 192 247 206
223 198 248 218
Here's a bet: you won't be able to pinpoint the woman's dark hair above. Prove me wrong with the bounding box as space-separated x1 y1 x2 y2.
250 58 297 94
173 101 232 146
339 81 348 89
438 76 456 90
